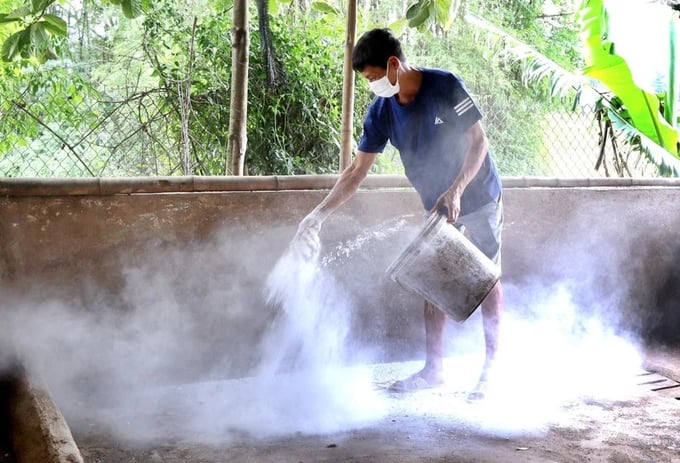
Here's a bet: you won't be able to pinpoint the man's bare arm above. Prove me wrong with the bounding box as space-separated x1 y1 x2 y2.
432 121 489 222
290 151 378 260
308 150 378 223
451 121 489 196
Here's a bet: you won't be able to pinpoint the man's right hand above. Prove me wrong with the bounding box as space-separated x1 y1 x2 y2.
290 213 323 262
287 151 376 263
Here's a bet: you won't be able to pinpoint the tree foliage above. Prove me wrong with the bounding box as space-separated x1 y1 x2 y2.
579 0 678 156
0 0 590 177
0 0 147 61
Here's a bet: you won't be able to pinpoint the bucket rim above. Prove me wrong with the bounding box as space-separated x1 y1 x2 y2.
385 213 445 279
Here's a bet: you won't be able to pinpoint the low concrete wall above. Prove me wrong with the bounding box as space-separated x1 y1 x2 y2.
1 176 679 389
8 371 83 463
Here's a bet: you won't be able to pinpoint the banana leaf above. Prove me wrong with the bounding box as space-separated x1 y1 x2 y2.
607 108 680 177
578 0 679 156
665 15 678 130
464 13 584 99
466 10 680 175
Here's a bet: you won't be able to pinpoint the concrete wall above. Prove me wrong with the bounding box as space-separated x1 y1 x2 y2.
1 177 679 387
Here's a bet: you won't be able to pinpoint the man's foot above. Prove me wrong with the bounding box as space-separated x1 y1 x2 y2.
466 365 495 402
466 378 488 402
388 371 444 393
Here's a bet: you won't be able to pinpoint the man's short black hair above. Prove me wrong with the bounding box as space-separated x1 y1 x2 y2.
352 28 406 72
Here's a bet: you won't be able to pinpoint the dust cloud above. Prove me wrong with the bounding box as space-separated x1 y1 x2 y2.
0 212 651 444
457 279 642 435
0 224 389 444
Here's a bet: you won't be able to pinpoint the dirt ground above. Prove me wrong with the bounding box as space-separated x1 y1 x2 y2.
73 349 680 463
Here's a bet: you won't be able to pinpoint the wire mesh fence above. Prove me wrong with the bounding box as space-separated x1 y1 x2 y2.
482 100 661 179
0 83 186 178
532 104 660 178
0 77 665 179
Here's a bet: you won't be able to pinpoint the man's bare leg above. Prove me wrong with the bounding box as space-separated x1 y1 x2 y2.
468 281 504 399
419 300 448 384
414 281 504 381
481 281 504 374
390 282 504 392
389 300 447 391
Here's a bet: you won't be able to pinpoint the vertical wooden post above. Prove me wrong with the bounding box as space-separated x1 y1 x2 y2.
339 0 357 172
226 0 250 176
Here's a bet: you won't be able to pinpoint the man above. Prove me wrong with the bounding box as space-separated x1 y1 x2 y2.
294 28 504 400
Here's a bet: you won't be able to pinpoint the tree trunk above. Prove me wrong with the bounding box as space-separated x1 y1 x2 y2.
339 0 357 172
226 0 249 176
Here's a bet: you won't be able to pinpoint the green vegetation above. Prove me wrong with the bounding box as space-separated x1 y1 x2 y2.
577 0 680 175
0 0 587 177
402 22 556 176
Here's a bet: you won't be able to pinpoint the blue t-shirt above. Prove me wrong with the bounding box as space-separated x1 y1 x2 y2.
358 68 501 215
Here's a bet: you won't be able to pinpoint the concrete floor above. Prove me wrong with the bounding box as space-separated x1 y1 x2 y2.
73 348 680 463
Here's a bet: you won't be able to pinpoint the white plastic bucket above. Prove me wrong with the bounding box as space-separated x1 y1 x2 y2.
386 213 501 322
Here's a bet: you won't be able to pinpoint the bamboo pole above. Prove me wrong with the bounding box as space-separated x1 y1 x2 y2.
226 0 249 175
339 0 357 172
2 176 680 197
0 175 409 196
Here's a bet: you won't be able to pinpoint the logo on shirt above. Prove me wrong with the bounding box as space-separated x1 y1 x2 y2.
455 97 473 116
434 116 444 125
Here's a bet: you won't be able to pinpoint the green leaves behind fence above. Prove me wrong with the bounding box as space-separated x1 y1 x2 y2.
0 0 146 62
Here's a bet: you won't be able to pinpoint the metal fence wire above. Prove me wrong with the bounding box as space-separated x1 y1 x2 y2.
529 104 661 178
0 82 187 178
0 77 665 178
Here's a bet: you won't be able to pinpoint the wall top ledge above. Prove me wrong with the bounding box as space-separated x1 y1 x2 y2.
0 175 679 196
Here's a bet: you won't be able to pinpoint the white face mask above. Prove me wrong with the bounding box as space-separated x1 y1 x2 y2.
369 61 399 98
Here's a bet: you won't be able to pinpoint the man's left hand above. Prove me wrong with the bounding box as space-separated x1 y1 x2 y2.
431 187 462 223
